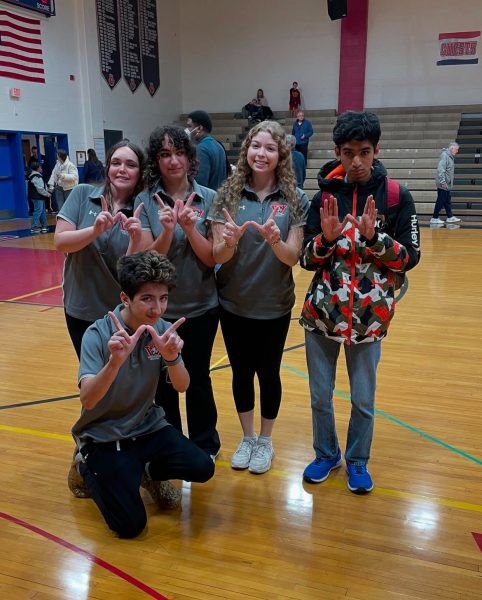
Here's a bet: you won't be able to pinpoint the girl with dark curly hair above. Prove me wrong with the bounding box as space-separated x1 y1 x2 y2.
210 120 309 475
135 125 221 460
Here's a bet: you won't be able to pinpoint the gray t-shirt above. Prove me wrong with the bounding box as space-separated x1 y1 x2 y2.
58 184 133 322
136 180 218 319
72 304 169 447
211 186 309 319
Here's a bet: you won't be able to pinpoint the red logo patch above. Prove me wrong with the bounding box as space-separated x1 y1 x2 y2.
270 203 287 215
192 208 204 218
144 342 161 359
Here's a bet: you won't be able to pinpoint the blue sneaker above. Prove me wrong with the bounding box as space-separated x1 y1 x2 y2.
346 463 373 494
303 449 342 483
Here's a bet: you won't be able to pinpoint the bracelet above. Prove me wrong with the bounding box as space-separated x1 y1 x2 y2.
270 237 281 246
224 239 237 250
163 353 183 367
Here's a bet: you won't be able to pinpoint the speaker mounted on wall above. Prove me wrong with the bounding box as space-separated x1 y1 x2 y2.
327 0 348 21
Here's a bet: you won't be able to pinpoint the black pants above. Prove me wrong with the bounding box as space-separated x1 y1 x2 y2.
79 425 214 538
433 187 453 218
155 307 221 456
295 143 309 163
65 311 94 360
219 307 291 420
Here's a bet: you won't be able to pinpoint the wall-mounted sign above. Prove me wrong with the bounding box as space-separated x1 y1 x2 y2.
2 0 55 17
437 31 480 66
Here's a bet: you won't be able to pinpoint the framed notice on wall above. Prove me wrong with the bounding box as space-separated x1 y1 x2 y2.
76 151 86 167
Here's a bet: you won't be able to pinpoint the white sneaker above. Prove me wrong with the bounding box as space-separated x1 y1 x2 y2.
248 439 274 474
446 216 461 223
430 217 444 225
231 435 257 470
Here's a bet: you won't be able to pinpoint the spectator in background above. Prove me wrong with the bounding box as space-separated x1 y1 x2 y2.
430 142 461 225
82 148 105 185
292 111 313 163
28 161 50 234
242 98 264 123
186 110 228 190
287 134 306 189
48 149 79 211
256 89 274 120
289 82 302 117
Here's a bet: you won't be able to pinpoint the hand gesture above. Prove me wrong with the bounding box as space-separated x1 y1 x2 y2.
347 195 377 241
155 194 178 233
176 193 198 234
319 195 349 244
222 208 250 247
107 311 147 366
250 207 281 246
146 318 185 362
124 203 144 244
93 195 124 237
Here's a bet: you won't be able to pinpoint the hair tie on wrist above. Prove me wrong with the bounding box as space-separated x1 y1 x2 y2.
164 353 183 366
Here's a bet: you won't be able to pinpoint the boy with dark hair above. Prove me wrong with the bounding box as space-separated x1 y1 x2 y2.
300 111 420 494
186 109 228 189
68 250 215 538
28 161 50 234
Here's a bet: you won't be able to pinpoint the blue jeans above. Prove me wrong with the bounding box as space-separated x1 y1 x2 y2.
31 200 47 228
305 331 381 464
433 188 453 218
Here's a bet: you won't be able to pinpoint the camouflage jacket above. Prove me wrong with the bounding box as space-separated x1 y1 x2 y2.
299 159 420 344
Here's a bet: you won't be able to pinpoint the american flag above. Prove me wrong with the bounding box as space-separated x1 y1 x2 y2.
0 8 45 83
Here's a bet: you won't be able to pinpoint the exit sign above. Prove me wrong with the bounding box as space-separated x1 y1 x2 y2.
10 88 21 98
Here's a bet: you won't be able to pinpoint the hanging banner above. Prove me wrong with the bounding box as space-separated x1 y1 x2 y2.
139 0 160 96
2 0 55 17
437 31 480 66
96 0 121 89
118 0 142 93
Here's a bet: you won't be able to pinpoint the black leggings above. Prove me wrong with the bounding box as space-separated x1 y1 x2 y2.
65 311 94 359
219 307 291 420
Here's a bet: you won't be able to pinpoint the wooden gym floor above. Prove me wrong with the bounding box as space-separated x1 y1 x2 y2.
0 218 481 600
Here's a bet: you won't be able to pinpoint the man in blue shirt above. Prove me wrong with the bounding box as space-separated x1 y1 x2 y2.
292 111 314 163
187 110 228 190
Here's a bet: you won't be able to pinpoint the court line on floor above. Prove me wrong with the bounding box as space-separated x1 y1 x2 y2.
5 284 62 302
0 393 79 411
0 511 168 599
280 361 482 467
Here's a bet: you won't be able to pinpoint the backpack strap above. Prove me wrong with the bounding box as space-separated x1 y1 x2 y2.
386 177 400 209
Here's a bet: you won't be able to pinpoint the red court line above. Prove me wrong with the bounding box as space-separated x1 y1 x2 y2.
0 511 169 599
0 247 64 301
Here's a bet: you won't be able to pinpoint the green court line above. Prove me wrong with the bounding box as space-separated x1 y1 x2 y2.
280 362 482 467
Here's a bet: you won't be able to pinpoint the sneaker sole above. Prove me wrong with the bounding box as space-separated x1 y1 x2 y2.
231 463 249 470
347 482 374 494
303 458 342 484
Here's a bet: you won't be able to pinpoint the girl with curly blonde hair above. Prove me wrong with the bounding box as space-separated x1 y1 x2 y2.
210 120 309 475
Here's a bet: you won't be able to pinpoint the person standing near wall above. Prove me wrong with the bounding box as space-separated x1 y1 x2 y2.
82 148 105 185
292 111 313 163
48 149 79 211
211 120 309 475
430 142 461 225
28 161 50 234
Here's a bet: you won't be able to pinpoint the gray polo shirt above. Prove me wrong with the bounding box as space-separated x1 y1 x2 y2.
210 186 309 319
72 304 169 447
58 184 133 322
136 180 218 319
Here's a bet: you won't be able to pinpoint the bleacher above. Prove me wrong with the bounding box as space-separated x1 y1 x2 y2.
181 105 482 224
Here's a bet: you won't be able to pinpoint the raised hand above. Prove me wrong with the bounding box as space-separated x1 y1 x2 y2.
347 195 377 241
176 193 198 234
319 195 350 244
107 311 147 366
124 202 144 244
155 194 178 233
250 207 281 246
222 208 251 247
146 318 186 362
93 195 125 237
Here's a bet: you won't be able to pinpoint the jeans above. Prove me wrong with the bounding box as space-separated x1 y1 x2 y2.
155 307 221 456
79 425 214 538
433 188 453 218
54 186 72 211
305 331 381 464
31 200 47 228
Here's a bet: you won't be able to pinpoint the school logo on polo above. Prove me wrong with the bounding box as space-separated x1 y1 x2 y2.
271 203 287 215
144 343 161 359
192 207 203 218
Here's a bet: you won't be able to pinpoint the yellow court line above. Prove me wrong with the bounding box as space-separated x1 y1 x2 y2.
6 284 62 302
3 424 482 514
0 424 71 441
210 354 228 370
